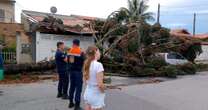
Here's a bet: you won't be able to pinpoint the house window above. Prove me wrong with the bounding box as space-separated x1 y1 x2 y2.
0 9 5 22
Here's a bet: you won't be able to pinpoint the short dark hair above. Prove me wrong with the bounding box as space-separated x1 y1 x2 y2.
57 42 64 48
73 39 80 46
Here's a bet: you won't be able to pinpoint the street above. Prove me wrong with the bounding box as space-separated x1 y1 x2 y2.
0 74 208 110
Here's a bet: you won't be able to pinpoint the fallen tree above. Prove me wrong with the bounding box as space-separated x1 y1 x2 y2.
90 14 202 78
4 61 56 75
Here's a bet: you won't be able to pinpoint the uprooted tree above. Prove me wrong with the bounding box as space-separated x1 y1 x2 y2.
89 0 202 77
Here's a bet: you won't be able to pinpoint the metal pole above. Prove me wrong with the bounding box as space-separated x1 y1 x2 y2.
157 3 161 23
193 13 196 36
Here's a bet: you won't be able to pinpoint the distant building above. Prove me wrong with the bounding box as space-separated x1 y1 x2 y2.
193 34 208 64
21 10 100 63
0 0 16 23
170 29 208 64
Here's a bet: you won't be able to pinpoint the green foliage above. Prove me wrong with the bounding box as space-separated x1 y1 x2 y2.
139 68 156 76
177 63 197 75
0 36 16 52
139 23 152 46
147 58 168 68
158 28 170 43
10 74 21 80
111 49 123 62
151 23 161 32
0 34 5 44
109 0 154 24
92 20 105 32
195 63 208 72
3 46 16 52
111 25 128 36
150 23 170 44
128 40 138 53
182 45 202 62
160 65 178 78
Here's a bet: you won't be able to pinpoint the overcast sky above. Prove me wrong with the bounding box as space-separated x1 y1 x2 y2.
15 0 208 33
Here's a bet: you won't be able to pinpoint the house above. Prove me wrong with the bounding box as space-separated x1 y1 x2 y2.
193 34 208 63
0 22 21 47
0 0 30 64
0 22 32 64
0 0 15 23
170 29 208 64
21 10 99 63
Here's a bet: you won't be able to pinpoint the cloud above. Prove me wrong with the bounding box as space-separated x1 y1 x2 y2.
148 0 186 11
15 0 127 22
186 10 208 14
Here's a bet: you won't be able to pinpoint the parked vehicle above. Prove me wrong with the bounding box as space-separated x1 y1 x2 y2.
156 52 189 65
165 53 188 65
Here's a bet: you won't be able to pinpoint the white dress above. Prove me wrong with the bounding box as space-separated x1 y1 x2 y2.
84 60 105 109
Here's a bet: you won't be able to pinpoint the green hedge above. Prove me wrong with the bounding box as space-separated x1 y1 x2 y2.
177 63 197 75
2 47 16 52
159 65 178 78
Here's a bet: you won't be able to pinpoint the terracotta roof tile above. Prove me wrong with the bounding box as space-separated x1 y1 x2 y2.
63 19 90 27
170 29 192 38
170 29 208 40
71 15 97 21
193 34 208 39
22 10 98 34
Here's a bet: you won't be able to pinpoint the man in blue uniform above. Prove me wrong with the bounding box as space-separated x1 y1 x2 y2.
55 42 69 99
68 39 84 110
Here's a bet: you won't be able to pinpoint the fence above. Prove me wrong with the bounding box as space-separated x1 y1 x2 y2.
2 52 16 64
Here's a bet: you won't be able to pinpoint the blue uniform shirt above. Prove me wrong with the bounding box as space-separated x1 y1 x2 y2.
68 52 84 72
55 49 67 73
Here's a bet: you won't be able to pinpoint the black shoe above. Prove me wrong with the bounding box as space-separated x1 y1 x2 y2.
62 94 69 100
57 93 62 98
74 106 83 110
68 102 75 108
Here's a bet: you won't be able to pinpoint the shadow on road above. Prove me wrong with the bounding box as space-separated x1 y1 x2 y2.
0 90 3 96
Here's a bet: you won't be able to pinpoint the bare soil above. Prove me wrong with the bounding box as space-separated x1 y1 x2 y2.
0 74 58 84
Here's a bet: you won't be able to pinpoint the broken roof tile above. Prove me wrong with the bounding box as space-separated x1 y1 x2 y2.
22 10 100 34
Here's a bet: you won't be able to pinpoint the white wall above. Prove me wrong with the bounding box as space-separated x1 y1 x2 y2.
196 45 208 64
16 32 33 64
36 32 94 63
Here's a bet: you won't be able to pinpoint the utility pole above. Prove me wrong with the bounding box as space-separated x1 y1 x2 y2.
193 13 196 36
157 3 161 23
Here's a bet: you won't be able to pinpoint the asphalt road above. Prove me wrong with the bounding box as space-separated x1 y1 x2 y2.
1 74 208 110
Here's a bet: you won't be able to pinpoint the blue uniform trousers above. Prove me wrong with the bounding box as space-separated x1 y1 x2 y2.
69 71 83 104
58 72 69 95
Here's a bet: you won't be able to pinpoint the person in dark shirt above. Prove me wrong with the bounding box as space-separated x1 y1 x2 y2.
0 45 4 69
55 42 69 99
68 39 84 110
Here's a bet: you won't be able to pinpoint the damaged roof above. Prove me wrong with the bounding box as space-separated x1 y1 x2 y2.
22 10 102 34
193 34 208 39
170 29 208 46
170 29 192 38
170 29 208 40
0 0 16 3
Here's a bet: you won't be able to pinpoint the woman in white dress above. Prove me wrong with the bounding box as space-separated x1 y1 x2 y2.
83 46 106 110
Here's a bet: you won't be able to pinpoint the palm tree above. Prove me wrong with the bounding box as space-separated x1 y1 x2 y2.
109 0 154 23
105 0 155 64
